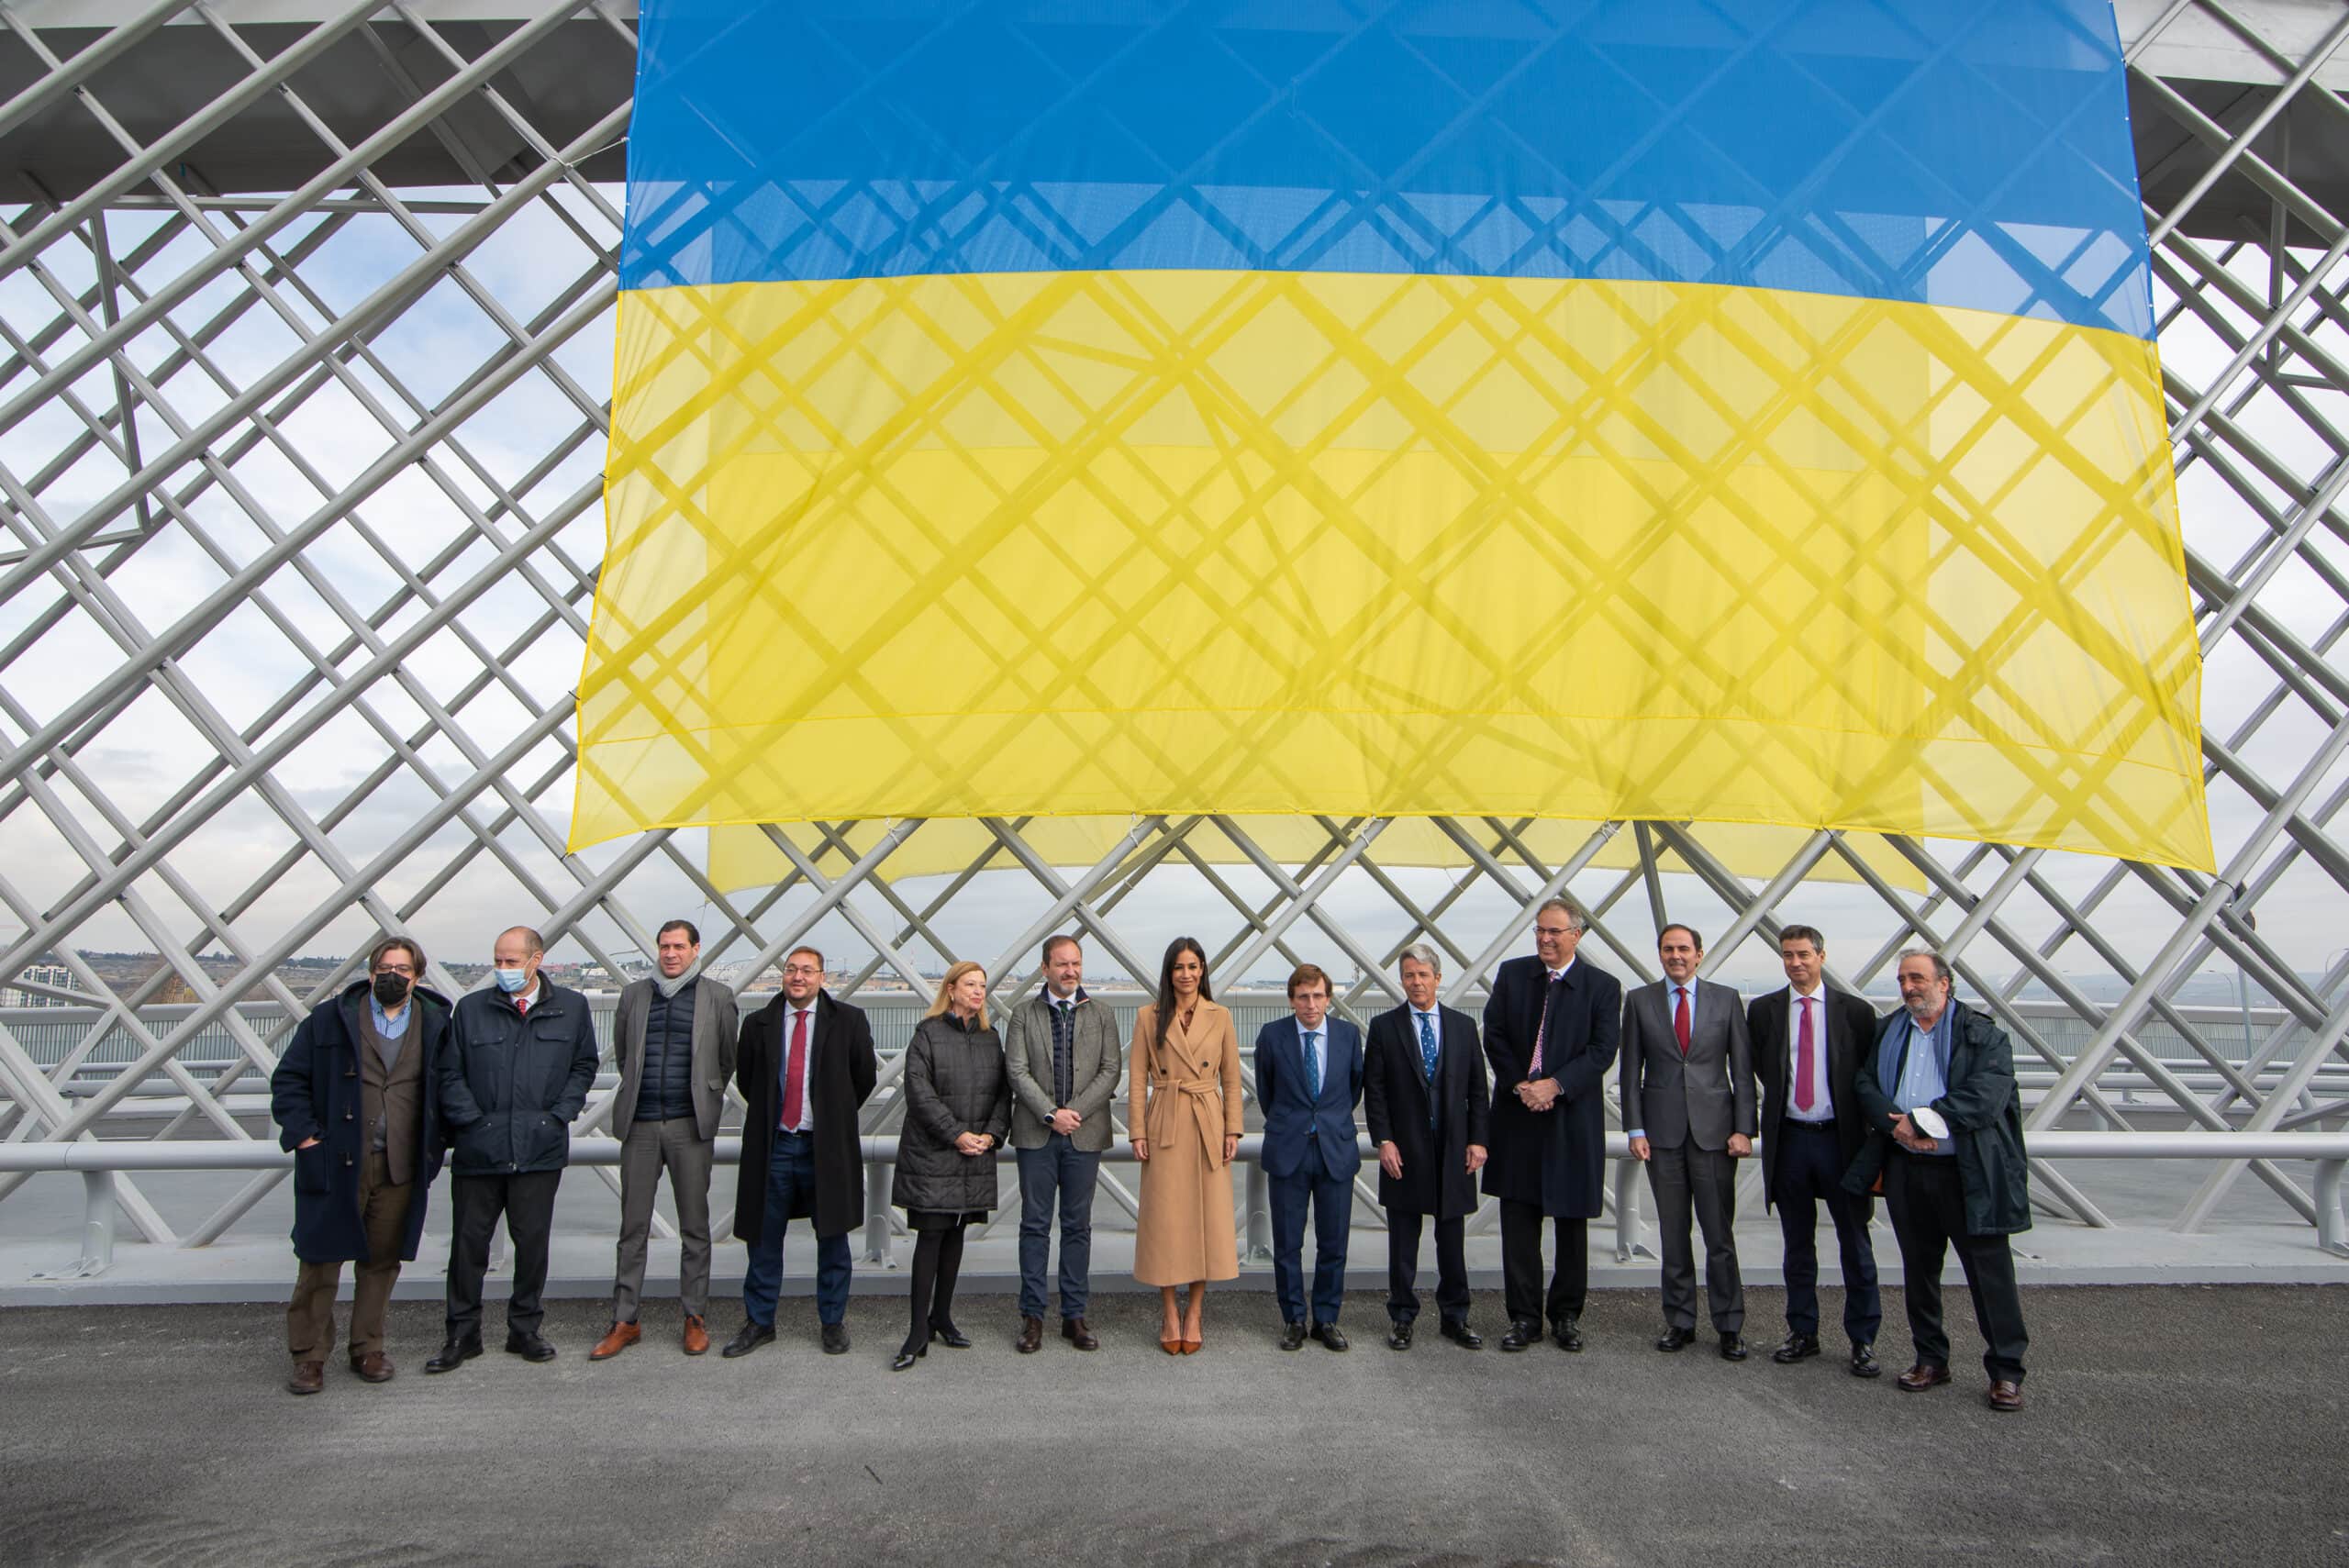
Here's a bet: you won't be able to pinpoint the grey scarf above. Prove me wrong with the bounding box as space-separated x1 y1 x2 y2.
653 962 701 1001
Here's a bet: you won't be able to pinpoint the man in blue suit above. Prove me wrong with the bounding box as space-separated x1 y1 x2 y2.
1255 962 1364 1351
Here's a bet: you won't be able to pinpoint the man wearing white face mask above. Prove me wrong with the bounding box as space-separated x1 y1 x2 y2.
428 926 600 1373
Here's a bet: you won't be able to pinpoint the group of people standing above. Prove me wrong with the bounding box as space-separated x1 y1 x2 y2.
269 902 2033 1413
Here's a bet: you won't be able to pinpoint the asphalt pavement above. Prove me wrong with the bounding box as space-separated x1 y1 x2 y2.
3 1284 2343 1567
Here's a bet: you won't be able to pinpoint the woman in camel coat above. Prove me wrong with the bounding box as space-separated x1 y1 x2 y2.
1129 936 1243 1352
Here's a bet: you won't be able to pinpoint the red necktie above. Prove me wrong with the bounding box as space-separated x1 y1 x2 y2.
1674 986 1691 1055
516 995 529 1015
1794 995 1817 1114
781 1007 809 1129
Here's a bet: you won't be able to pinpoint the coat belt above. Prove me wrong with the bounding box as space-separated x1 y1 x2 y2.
1149 1076 1228 1170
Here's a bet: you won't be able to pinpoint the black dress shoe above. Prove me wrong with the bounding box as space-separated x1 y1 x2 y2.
1551 1317 1583 1352
929 1320 972 1350
1850 1341 1883 1379
1017 1316 1044 1354
422 1338 482 1374
1278 1320 1308 1352
1310 1322 1349 1352
1655 1326 1697 1352
1061 1318 1098 1351
505 1331 557 1363
1719 1332 1749 1362
721 1322 774 1359
1387 1319 1414 1351
1441 1319 1483 1350
1498 1318 1541 1352
889 1344 925 1372
821 1322 851 1355
1774 1332 1822 1364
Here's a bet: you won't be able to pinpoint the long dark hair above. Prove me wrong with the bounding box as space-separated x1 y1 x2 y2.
1153 936 1212 1051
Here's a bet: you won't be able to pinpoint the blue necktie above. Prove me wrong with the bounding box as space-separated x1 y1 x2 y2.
1302 1029 1320 1100
1418 1012 1440 1126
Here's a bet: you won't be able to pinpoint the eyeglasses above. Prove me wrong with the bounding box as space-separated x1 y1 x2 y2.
373 962 416 977
1533 926 1575 939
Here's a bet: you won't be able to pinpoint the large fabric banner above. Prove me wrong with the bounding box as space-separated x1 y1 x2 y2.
577 0 2210 872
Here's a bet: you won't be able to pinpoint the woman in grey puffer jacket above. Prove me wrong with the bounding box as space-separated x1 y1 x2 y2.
891 961 1011 1370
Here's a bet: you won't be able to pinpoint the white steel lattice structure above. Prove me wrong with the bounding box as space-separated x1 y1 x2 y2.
1 0 2347 1261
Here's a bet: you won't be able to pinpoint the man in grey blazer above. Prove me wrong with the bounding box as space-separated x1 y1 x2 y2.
590 919 740 1360
1621 924 1756 1360
1004 934 1121 1352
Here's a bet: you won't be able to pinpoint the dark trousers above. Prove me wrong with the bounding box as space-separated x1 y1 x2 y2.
286 1149 412 1361
1646 1140 1745 1334
740 1131 852 1328
1386 1207 1468 1327
612 1117 716 1322
1015 1135 1100 1321
445 1168 562 1341
1268 1151 1353 1326
1772 1121 1881 1344
1498 1199 1586 1327
904 1218 969 1352
1885 1151 2029 1383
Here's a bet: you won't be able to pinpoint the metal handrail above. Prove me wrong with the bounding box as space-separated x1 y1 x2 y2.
5 1131 2344 1278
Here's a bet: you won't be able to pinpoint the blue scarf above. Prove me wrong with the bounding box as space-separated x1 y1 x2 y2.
1876 997 1956 1104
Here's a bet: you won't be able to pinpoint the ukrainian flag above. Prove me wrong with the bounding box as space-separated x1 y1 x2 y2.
576 0 2210 873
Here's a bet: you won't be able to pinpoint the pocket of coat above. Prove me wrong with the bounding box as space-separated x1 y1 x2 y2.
292 1142 328 1194
527 1113 566 1165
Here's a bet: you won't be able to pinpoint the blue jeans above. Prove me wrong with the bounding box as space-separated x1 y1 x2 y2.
740 1131 852 1327
1016 1135 1100 1321
1268 1149 1353 1327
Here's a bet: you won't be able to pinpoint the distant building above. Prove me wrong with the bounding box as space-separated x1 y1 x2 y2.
2 961 75 1007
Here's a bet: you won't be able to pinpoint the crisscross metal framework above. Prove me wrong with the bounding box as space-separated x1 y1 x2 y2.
0 0 2345 1259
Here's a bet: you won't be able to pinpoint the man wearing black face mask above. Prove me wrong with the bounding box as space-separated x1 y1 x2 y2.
270 937 454 1396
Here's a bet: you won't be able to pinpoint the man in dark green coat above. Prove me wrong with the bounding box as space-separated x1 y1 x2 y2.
1846 949 2032 1412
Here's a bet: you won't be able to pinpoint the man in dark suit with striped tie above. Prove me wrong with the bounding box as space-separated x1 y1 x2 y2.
1747 924 1885 1377
1364 944 1490 1349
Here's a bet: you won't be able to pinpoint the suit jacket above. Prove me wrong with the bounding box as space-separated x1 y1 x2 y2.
1363 1003 1490 1218
1253 1014 1364 1180
1002 989 1121 1152
1620 976 1755 1151
1747 983 1876 1212
1480 953 1621 1218
732 989 877 1241
610 974 740 1143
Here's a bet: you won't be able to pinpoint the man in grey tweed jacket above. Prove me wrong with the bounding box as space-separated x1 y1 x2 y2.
1003 934 1122 1352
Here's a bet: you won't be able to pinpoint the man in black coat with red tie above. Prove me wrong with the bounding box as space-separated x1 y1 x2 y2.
1364 943 1490 1351
1481 898 1622 1352
1747 924 1885 1377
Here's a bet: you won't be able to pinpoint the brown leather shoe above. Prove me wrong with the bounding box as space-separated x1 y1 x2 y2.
1898 1362 1953 1393
589 1320 640 1362
348 1351 394 1384
682 1316 709 1356
286 1360 324 1396
1062 1317 1098 1351
1017 1316 1044 1353
1987 1379 2025 1412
